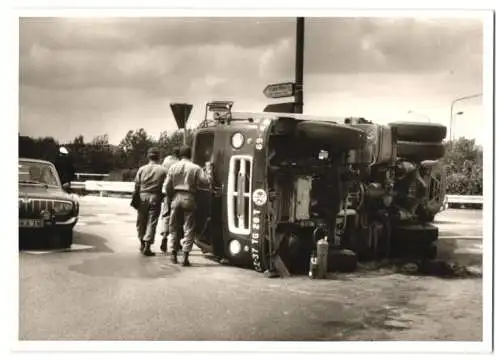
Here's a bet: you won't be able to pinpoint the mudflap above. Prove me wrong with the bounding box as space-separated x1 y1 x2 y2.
390 223 439 261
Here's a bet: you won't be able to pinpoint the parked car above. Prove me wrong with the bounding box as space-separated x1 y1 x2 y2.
18 157 79 249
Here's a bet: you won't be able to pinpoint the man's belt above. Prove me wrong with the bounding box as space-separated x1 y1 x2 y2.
139 190 163 195
173 188 195 194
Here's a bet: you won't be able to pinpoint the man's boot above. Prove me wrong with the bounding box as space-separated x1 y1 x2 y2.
139 241 145 253
142 242 155 257
160 237 167 253
182 252 191 267
170 251 178 264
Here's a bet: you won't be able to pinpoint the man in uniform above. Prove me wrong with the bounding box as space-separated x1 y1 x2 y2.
165 145 211 266
133 147 167 256
159 147 181 253
54 146 76 186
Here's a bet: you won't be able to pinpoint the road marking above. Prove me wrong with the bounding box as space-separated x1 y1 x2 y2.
454 248 482 255
437 224 482 229
439 235 483 240
22 243 96 255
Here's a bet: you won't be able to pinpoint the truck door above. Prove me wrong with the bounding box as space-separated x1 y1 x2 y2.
192 131 218 252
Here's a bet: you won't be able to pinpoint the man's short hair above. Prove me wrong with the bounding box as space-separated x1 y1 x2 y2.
179 145 191 159
147 147 160 161
172 147 181 158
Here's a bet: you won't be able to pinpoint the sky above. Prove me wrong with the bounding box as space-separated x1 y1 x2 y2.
19 16 485 145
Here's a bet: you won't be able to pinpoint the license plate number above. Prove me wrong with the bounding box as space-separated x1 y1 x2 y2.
19 219 43 228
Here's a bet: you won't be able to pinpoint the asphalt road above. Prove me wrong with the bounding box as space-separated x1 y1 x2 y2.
19 196 484 341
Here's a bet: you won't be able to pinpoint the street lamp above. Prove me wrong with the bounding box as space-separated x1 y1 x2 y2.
452 111 464 141
449 93 482 140
408 110 431 123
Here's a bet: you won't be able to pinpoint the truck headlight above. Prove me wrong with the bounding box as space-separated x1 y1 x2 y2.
231 132 245 149
229 239 242 256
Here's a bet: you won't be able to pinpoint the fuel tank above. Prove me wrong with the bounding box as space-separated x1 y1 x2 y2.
346 123 395 165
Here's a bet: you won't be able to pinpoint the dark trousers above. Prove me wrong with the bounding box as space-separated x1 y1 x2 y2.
136 192 162 244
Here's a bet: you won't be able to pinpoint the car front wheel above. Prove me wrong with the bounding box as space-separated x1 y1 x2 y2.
58 228 73 249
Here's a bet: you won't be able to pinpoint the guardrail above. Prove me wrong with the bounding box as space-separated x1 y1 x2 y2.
70 181 483 207
445 195 483 205
70 181 134 197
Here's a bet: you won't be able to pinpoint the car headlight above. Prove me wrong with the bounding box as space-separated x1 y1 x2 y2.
53 201 73 214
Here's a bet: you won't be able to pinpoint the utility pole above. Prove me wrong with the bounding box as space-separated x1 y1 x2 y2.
183 106 189 145
294 17 305 114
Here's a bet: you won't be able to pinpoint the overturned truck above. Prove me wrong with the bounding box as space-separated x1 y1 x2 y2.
192 101 447 275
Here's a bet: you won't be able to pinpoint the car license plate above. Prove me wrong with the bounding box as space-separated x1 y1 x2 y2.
19 219 43 228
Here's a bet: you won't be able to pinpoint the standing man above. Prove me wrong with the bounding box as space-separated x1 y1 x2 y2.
133 147 167 256
159 147 181 253
165 145 211 266
54 146 76 186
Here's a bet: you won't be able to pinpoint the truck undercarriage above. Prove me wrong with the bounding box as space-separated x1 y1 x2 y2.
262 117 447 275
192 102 448 276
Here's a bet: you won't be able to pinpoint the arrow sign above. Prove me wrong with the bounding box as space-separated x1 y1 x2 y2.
170 103 193 129
263 82 295 99
263 102 296 113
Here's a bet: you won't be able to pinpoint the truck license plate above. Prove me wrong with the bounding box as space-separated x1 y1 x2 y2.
19 219 43 228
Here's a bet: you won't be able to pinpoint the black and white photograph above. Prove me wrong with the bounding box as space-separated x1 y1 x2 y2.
5 1 495 357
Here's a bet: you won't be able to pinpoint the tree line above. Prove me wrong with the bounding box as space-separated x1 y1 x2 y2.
19 129 193 181
18 131 483 195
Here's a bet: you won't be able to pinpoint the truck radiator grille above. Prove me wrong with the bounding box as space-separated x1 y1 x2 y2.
227 155 253 235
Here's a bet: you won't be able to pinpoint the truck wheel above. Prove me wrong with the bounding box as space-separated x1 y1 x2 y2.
59 228 73 249
397 141 446 160
297 121 368 150
390 122 447 142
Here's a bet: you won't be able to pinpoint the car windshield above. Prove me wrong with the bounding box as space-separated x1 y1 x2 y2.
18 160 60 187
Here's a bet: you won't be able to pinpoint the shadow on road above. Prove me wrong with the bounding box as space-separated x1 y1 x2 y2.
437 238 482 268
19 230 113 253
69 253 183 279
73 231 114 253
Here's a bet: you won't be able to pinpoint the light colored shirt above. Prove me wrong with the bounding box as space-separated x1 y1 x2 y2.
161 155 179 194
165 158 211 195
162 155 179 172
134 162 167 194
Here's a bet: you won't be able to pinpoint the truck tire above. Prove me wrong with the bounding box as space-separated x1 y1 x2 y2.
397 141 446 160
390 122 447 142
297 121 367 150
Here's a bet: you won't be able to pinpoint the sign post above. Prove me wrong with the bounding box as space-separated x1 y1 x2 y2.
295 17 305 114
262 82 296 114
263 82 296 99
170 103 193 145
262 18 305 114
